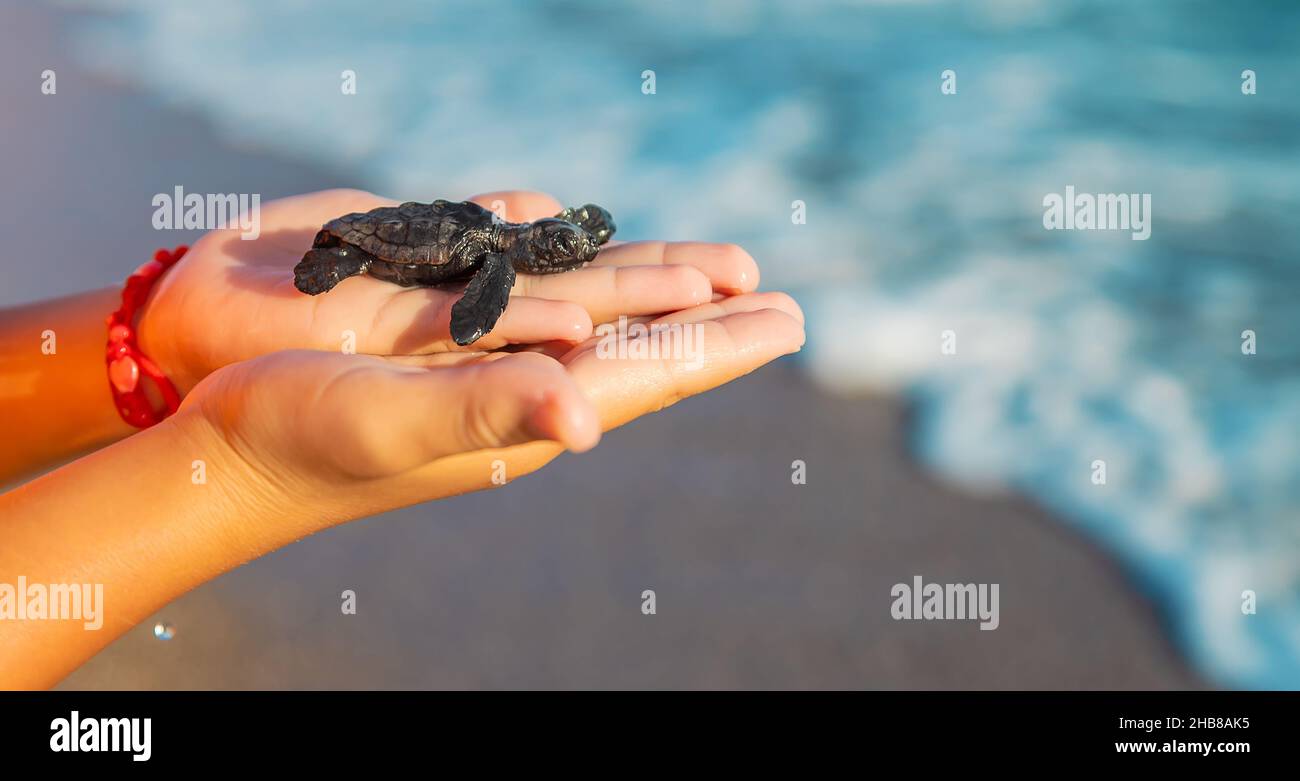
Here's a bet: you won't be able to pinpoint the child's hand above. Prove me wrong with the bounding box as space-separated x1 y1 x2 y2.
0 280 800 688
176 289 803 537
139 189 759 393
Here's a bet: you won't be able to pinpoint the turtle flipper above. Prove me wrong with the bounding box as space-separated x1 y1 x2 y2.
450 252 516 346
555 204 616 245
293 247 373 295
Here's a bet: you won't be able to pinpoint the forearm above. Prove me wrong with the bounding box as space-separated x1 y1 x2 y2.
0 288 135 484
0 412 299 688
0 403 567 689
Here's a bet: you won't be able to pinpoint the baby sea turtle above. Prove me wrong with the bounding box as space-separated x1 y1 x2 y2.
294 200 616 345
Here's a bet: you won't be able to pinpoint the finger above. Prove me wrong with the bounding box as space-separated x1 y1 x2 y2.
378 352 494 368
563 308 805 431
319 284 593 354
323 353 600 474
556 291 805 357
410 352 601 455
516 264 712 324
647 291 805 326
467 190 564 223
591 241 759 294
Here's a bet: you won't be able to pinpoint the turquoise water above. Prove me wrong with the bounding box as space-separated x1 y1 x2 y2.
63 0 1300 687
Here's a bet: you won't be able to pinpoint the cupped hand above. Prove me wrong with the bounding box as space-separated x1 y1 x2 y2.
139 189 760 392
178 290 802 533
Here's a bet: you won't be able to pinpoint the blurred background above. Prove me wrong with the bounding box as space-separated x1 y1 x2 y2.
3 0 1297 688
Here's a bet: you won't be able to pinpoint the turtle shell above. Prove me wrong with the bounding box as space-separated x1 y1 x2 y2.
319 200 496 265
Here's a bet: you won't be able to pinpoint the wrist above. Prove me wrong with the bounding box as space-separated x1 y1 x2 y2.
161 407 327 550
134 265 204 396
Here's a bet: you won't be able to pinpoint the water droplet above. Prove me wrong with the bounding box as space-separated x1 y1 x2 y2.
153 622 175 641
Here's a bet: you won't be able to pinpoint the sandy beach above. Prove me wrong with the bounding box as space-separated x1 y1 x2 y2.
5 3 1203 689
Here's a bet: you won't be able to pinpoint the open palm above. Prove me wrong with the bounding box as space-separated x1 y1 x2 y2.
187 287 804 527
139 188 760 392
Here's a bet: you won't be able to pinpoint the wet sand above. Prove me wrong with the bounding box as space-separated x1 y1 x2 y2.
5 3 1202 689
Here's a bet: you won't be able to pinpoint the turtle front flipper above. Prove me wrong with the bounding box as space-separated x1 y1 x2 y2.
555 204 616 245
294 246 374 294
450 252 516 346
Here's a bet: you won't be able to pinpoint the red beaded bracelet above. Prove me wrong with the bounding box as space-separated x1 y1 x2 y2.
105 246 187 428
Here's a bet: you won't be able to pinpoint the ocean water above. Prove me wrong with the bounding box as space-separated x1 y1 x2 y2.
58 0 1300 687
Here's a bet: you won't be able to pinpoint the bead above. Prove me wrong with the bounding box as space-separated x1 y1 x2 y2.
133 260 164 278
122 283 150 309
108 355 140 393
108 248 184 428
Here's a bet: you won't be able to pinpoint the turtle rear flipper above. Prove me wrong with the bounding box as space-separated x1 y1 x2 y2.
294 247 373 295
450 252 516 346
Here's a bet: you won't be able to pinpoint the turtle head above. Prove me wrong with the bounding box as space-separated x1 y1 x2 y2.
508 218 599 272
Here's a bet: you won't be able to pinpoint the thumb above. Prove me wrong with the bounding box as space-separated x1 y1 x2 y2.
401 352 601 459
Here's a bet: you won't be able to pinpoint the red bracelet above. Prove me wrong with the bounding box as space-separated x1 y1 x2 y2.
105 246 187 428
